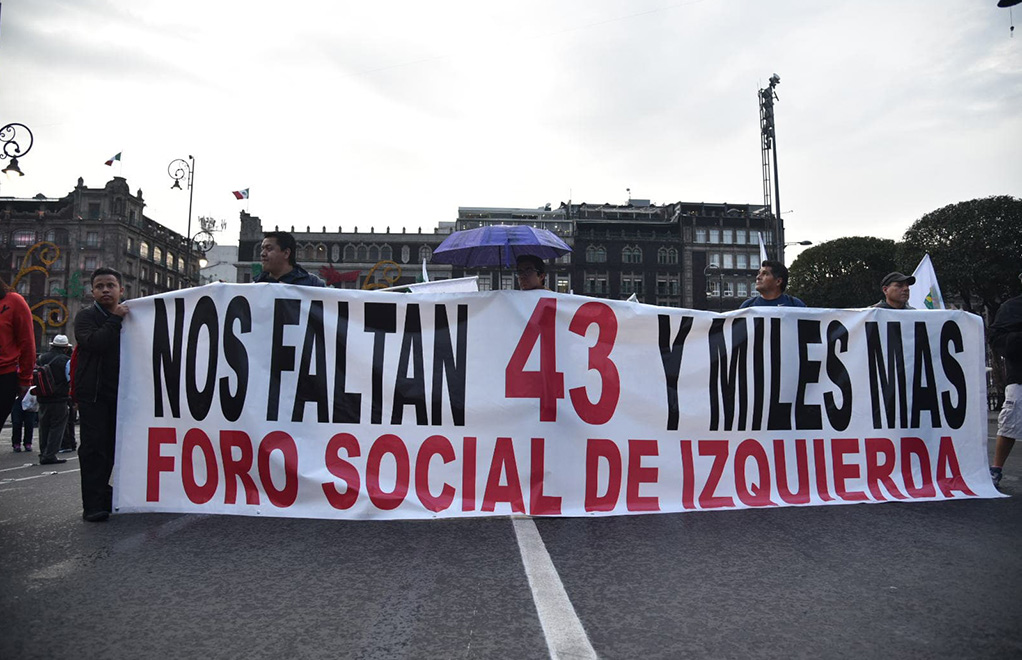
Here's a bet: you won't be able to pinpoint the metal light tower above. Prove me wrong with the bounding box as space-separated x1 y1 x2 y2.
168 156 195 286
759 74 783 261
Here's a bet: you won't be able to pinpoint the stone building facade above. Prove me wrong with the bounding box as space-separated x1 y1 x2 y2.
0 176 201 348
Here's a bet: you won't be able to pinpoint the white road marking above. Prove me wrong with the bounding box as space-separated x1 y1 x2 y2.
513 517 598 660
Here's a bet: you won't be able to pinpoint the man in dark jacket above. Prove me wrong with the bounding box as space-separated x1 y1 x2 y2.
74 267 128 522
36 334 73 465
255 231 325 286
990 273 1022 488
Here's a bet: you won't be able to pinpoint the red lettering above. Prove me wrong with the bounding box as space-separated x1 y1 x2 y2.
220 430 259 505
774 439 810 505
568 302 620 424
415 435 456 513
462 436 477 512
900 436 936 498
936 435 976 498
505 299 564 422
147 428 177 502
698 440 734 509
482 437 525 513
323 433 360 510
680 440 695 509
626 439 660 512
585 438 621 512
530 438 561 515
182 429 219 505
366 434 410 510
813 438 834 502
832 438 867 502
735 439 775 507
865 437 905 501
258 431 299 508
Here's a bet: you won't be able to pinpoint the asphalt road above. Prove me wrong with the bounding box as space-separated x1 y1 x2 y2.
1 415 1019 660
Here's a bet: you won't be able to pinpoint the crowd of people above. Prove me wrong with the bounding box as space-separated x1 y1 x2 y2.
1 232 1018 523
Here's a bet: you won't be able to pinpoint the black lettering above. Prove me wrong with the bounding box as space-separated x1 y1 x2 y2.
708 318 748 431
152 297 185 418
940 321 967 429
824 321 852 431
333 301 362 423
185 296 219 421
795 319 822 430
866 321 908 429
911 322 941 427
432 304 467 426
752 317 765 431
220 296 250 423
767 318 792 430
392 304 428 425
293 300 330 423
658 314 693 431
365 302 397 424
268 299 301 422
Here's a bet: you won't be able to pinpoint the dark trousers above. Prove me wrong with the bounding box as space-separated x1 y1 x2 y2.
11 403 37 448
38 400 69 461
62 403 78 450
78 397 117 515
0 372 18 434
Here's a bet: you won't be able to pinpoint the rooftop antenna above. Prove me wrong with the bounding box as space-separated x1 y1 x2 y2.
626 187 631 204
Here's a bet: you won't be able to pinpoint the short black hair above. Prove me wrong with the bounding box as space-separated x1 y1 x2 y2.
516 254 546 274
91 267 123 285
761 259 789 291
264 231 297 267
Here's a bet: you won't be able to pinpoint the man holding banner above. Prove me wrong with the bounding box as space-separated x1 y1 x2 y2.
873 272 915 310
739 260 806 308
255 231 325 287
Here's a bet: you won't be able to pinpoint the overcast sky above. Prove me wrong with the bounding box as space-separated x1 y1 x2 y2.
1 0 1019 262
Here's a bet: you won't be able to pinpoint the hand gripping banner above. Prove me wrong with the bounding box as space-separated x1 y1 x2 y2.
114 284 1003 520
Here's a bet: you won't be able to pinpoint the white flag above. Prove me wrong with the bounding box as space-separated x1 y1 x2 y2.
421 258 430 283
757 232 768 264
908 253 946 310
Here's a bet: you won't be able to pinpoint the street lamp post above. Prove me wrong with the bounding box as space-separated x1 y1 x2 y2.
1 122 35 178
703 263 723 312
168 156 195 286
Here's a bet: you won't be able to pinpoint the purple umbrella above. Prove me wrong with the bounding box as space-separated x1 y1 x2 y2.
431 225 572 268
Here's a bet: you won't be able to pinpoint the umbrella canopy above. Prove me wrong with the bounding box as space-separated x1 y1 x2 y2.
431 225 572 268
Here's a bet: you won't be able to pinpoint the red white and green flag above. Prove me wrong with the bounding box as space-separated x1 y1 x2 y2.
232 188 249 200
104 152 122 166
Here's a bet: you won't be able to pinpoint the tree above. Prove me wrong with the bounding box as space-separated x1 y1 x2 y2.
787 236 901 308
901 196 1022 320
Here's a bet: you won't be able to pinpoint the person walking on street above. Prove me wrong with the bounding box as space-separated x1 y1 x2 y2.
74 268 128 522
990 273 1022 488
873 272 916 309
0 276 36 441
36 334 73 465
11 389 38 453
740 260 806 308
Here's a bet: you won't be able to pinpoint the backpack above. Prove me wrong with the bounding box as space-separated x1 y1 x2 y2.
33 354 69 399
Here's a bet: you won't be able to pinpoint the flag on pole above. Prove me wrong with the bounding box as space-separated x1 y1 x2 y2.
908 253 946 310
421 258 430 283
104 152 121 166
232 189 249 200
757 231 769 264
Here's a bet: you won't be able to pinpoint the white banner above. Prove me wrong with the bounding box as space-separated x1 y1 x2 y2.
114 283 1001 520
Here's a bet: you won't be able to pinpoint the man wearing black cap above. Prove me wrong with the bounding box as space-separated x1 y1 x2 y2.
873 272 916 309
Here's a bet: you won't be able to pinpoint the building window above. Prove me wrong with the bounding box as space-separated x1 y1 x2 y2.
153 246 163 264
736 229 747 244
177 257 184 272
48 279 62 295
344 245 356 262
84 256 98 271
657 247 678 265
722 253 734 269
381 245 392 261
501 274 514 290
695 229 707 243
369 245 380 262
723 281 734 297
738 282 749 297
474 273 492 291
140 242 150 259
16 280 29 295
51 257 65 273
88 203 100 220
127 237 135 254
622 246 642 264
86 231 100 247
707 279 720 296
13 230 35 247
584 274 608 295
357 245 368 262
316 244 327 262
722 229 733 244
141 267 148 281
586 245 607 263
419 246 432 263
167 252 174 269
709 229 720 244
737 253 748 270
45 230 57 242
556 277 570 294
708 252 721 266
621 274 643 296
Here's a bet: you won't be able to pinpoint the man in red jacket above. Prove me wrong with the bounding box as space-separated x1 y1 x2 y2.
0 277 36 444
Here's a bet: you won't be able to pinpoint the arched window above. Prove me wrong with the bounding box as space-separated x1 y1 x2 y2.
596 246 607 263
153 246 163 264
419 245 432 263
316 244 327 262
140 241 150 259
344 244 355 262
381 245 392 261
356 245 368 262
622 245 642 264
167 251 175 268
369 245 380 262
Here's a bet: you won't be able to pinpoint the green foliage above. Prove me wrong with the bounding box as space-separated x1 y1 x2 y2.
901 196 1022 317
788 236 902 308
